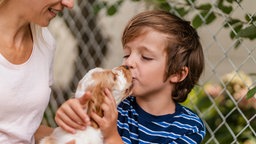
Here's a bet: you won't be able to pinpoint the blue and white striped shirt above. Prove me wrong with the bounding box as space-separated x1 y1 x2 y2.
117 96 206 144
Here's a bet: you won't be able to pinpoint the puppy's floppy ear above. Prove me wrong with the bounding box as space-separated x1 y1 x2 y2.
86 70 116 129
87 84 105 129
169 67 189 83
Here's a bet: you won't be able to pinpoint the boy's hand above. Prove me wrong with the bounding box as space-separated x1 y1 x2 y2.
55 92 92 134
91 88 123 143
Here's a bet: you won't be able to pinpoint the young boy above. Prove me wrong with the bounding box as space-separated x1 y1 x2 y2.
55 10 206 144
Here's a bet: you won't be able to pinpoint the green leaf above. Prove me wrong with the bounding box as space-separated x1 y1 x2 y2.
217 0 233 14
105 0 124 16
192 15 203 29
230 24 242 39
224 19 241 27
247 87 256 99
226 0 234 3
159 2 171 11
221 6 233 14
245 15 256 24
185 0 196 5
245 15 251 22
174 7 189 17
237 25 256 39
192 11 216 28
197 4 212 10
107 5 118 16
205 12 216 24
93 2 107 14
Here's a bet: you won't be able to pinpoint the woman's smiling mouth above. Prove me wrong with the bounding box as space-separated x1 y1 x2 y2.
48 7 59 17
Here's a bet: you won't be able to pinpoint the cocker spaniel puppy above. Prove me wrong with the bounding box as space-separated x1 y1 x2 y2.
40 65 133 144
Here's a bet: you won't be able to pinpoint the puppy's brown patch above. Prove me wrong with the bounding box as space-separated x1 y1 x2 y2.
86 70 117 128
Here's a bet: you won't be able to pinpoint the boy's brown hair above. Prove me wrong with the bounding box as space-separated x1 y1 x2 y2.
122 10 204 102
0 0 5 5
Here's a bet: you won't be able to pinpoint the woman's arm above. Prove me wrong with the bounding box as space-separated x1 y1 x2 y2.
34 125 53 144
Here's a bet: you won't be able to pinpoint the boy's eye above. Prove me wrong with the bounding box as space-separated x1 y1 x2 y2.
142 56 153 60
123 55 129 59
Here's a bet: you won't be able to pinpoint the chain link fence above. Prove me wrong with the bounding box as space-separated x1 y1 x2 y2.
44 0 256 143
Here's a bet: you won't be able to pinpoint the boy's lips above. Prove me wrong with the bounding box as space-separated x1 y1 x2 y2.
132 77 138 84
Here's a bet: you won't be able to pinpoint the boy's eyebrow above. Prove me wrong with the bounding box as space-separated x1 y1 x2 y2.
140 45 160 54
123 46 131 52
124 43 164 56
124 44 153 52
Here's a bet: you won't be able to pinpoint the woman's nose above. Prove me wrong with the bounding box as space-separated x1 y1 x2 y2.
61 0 74 9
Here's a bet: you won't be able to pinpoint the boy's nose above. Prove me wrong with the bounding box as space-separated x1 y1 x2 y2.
123 57 135 69
61 0 74 9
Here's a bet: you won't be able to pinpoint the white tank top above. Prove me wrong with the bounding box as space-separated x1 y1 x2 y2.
0 24 56 144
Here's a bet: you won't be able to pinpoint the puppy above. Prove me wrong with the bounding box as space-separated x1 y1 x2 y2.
40 65 133 144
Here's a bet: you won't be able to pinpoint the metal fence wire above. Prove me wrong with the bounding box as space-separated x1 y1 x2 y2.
43 0 256 143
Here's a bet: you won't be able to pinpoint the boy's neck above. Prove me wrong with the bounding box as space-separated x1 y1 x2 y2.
136 96 176 116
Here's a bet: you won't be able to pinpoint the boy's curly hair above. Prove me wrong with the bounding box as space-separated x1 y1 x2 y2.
122 10 204 102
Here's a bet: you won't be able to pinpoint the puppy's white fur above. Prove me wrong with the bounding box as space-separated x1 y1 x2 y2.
40 66 132 144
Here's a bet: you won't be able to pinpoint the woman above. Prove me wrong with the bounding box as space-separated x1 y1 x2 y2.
0 0 74 143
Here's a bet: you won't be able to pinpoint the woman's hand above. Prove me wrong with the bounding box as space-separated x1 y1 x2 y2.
55 92 92 134
34 125 54 144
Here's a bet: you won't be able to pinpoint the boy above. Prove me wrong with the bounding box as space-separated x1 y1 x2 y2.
55 10 206 144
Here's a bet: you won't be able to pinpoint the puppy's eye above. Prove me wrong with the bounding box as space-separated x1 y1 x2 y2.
124 65 129 70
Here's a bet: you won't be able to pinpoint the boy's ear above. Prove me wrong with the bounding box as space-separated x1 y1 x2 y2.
169 67 189 83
